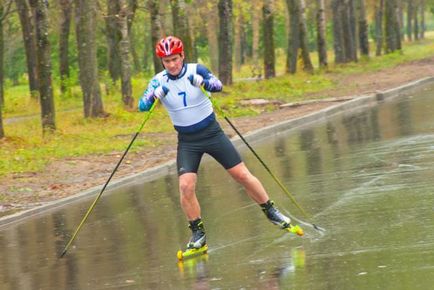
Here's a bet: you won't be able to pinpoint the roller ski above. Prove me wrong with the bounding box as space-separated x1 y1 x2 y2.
177 244 208 261
261 200 304 236
177 218 208 261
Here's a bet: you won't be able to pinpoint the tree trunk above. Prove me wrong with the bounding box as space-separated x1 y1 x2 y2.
0 2 3 138
341 0 357 62
159 0 171 35
198 0 219 73
332 0 345 63
375 0 384 56
358 0 369 56
0 89 3 138
406 0 413 41
348 0 358 61
397 0 404 41
218 0 233 85
234 2 243 72
385 0 400 53
15 0 39 97
251 3 261 77
148 0 163 74
240 15 247 66
59 0 72 94
413 1 419 40
106 0 121 83
118 0 134 108
395 1 402 50
420 0 425 39
286 0 299 73
0 4 4 107
0 1 11 107
127 0 137 31
127 0 140 73
316 0 328 68
75 0 106 118
31 0 56 133
170 0 194 62
0 98 3 138
263 0 275 79
298 0 313 72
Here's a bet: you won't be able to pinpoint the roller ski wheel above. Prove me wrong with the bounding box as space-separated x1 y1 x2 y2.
177 244 208 261
286 224 304 236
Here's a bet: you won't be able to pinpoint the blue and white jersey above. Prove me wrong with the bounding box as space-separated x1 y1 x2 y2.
139 63 223 133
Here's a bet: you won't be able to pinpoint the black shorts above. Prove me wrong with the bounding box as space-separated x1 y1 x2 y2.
176 120 242 175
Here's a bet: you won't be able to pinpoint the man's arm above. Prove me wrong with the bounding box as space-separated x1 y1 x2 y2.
138 78 160 111
195 64 223 92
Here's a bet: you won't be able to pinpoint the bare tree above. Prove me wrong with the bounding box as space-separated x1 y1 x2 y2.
298 0 313 72
263 0 275 78
342 0 357 62
385 0 401 53
15 0 39 97
106 1 121 83
118 0 134 108
420 0 426 39
347 0 357 61
197 0 219 73
358 0 369 57
397 0 404 40
106 0 139 79
286 0 300 73
316 0 328 68
1 0 13 107
332 0 345 62
375 0 384 56
0 99 3 138
406 0 413 41
286 0 313 73
74 0 107 118
0 4 3 108
59 0 72 94
332 0 358 63
170 0 194 62
234 2 243 72
30 0 56 132
413 0 420 40
218 0 233 85
148 0 163 74
251 2 261 77
0 0 11 138
127 0 140 73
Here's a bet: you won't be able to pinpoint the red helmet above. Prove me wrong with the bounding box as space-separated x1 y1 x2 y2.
155 36 184 58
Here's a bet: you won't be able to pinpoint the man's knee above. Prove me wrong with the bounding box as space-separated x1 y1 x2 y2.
179 174 196 197
230 167 252 184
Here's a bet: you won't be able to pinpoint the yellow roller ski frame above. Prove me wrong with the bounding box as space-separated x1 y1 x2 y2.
177 244 208 261
287 224 304 236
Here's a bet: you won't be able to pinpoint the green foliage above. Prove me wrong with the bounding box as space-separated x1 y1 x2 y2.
3 34 434 176
4 46 27 84
2 5 434 178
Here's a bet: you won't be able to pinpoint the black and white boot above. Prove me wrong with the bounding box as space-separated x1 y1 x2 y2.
261 200 291 229
187 218 207 249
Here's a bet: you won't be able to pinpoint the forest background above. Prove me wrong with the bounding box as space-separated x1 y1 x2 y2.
0 0 434 212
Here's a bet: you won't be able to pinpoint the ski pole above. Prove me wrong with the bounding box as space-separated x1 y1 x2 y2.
60 99 159 258
201 87 321 231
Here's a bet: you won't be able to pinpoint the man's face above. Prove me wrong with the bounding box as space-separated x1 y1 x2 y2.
161 53 184 76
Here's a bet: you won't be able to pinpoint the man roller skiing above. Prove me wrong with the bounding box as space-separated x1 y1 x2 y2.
138 36 293 252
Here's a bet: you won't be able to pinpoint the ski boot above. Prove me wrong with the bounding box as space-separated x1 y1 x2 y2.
261 200 304 236
177 218 208 261
187 218 206 249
